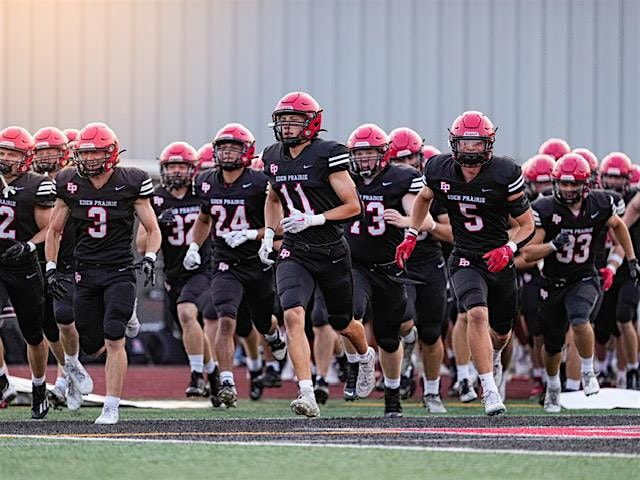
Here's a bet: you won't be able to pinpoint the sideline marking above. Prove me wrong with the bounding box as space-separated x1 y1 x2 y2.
1 434 638 459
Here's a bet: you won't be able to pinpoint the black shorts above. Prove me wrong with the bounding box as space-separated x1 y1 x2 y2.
448 251 517 335
309 286 329 327
73 266 137 354
0 255 46 346
404 258 448 345
52 272 75 326
538 276 600 355
164 272 212 329
519 271 544 336
352 264 406 353
276 237 352 331
210 260 274 336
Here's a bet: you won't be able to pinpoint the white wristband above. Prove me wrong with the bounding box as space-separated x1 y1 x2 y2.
27 241 36 252
246 229 259 241
506 241 517 253
264 228 275 240
607 253 623 267
144 252 157 262
548 242 557 252
46 261 57 272
311 214 326 226
406 227 419 238
187 242 200 253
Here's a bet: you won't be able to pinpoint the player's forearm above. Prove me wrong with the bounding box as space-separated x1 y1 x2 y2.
144 225 162 255
44 227 61 263
429 221 453 243
622 202 640 228
514 254 539 271
190 216 211 247
323 201 361 223
135 225 148 254
521 243 553 263
511 212 535 250
612 221 637 260
408 193 431 231
264 196 283 231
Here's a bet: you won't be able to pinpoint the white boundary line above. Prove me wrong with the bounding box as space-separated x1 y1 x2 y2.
1 434 639 459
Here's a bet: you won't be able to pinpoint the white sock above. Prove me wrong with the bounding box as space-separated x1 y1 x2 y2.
627 362 639 371
401 329 417 344
384 376 400 389
64 353 79 365
357 348 373 363
204 360 216 375
188 354 204 374
565 378 580 391
0 364 7 377
104 395 120 409
32 376 46 386
220 371 234 385
246 356 263 372
425 377 440 395
298 379 313 392
478 372 497 393
55 376 67 390
346 353 359 363
267 361 280 372
457 363 470 380
547 374 562 390
580 356 594 374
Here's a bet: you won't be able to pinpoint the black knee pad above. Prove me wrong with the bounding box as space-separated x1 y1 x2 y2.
543 333 564 356
377 336 400 353
42 299 60 343
418 323 441 346
327 314 350 331
80 331 104 355
22 329 44 346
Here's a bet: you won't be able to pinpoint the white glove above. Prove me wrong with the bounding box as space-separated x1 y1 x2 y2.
259 228 275 265
222 229 258 249
183 242 201 270
280 208 326 233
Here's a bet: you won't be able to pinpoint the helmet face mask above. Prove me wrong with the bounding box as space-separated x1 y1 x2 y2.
551 153 591 205
600 174 629 193
392 152 421 169
450 138 493 167
350 148 386 177
214 141 247 171
33 147 67 174
161 162 194 190
272 112 314 146
73 123 120 178
0 147 29 176
74 147 113 177
270 92 323 146
553 180 586 205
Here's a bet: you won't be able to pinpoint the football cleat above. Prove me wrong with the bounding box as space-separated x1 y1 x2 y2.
423 394 447 413
355 347 376 398
249 370 264 401
582 371 600 396
458 378 478 403
31 383 50 419
185 371 207 397
344 362 359 401
384 387 403 418
314 377 330 405
543 387 561 413
65 361 93 395
257 365 282 388
94 404 119 425
482 390 506 416
290 389 320 418
217 381 238 408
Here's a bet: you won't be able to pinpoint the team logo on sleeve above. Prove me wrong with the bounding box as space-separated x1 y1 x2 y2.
552 213 562 225
153 196 164 207
201 182 211 194
458 257 470 267
270 164 278 175
67 182 78 194
440 181 451 193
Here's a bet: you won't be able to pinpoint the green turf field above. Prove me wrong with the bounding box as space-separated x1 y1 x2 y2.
1 400 639 480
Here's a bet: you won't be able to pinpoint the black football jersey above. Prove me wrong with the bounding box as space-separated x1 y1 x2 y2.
610 189 637 279
56 166 154 265
590 189 625 269
0 172 54 268
152 185 212 280
423 154 525 255
262 138 351 245
346 163 422 264
195 168 267 262
532 190 615 280
407 198 448 269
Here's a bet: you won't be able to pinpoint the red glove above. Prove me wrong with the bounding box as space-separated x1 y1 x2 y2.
483 242 516 273
395 229 418 269
599 266 615 292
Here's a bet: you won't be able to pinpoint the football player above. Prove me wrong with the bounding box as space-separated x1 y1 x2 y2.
396 111 535 415
138 141 215 398
45 122 161 424
260 92 375 417
185 123 287 408
522 153 639 411
0 126 56 419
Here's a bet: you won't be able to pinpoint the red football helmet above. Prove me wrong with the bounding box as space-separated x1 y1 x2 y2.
524 154 555 198
630 164 640 189
270 92 323 145
197 143 215 171
422 145 441 164
347 123 390 177
0 126 35 176
62 128 79 146
572 147 599 186
32 127 71 174
388 127 424 169
73 122 120 177
552 153 591 205
448 111 496 167
600 152 633 193
538 138 571 160
212 123 256 171
159 141 198 190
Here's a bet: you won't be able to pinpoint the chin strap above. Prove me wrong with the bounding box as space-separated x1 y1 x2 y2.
0 174 15 198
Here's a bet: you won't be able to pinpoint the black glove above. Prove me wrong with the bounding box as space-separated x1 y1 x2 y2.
0 241 35 263
629 259 640 285
157 209 176 226
551 231 571 251
45 269 71 301
135 255 156 287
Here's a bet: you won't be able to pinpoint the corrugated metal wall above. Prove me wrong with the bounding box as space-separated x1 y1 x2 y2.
1 0 638 164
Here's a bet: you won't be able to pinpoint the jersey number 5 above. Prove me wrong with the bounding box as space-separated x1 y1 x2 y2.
459 203 484 232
